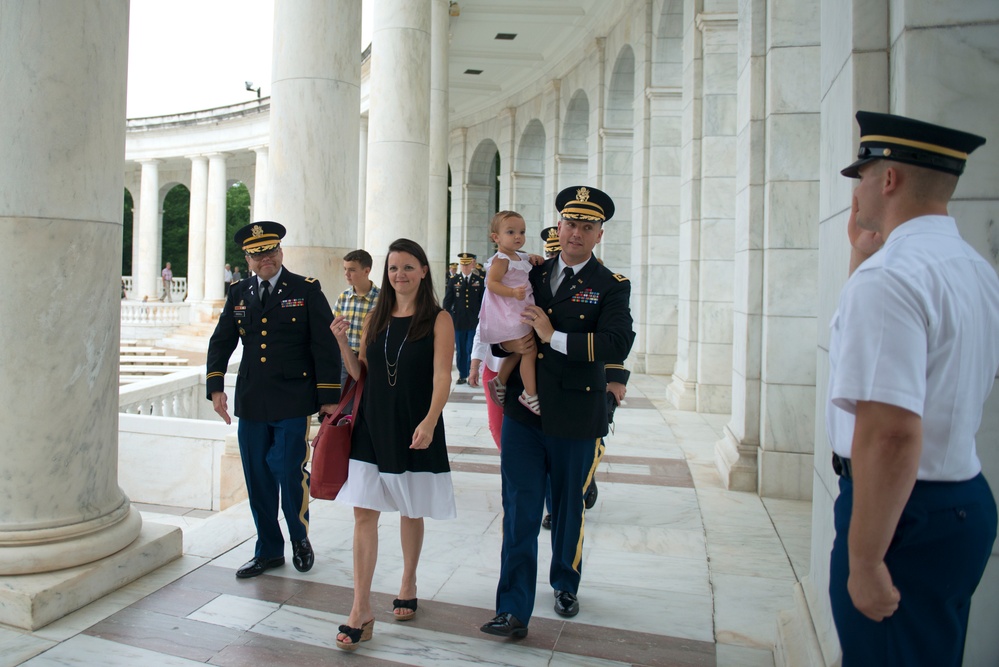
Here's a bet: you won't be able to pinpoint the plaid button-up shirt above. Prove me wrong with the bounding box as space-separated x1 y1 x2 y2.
333 283 380 352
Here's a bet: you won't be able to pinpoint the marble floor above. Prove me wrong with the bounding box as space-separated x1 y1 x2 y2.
1 373 811 667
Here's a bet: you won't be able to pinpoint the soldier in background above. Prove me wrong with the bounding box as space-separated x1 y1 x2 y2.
442 252 484 384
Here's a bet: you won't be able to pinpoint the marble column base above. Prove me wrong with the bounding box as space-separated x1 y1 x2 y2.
644 353 676 376
0 522 181 630
774 581 829 667
696 384 732 414
629 353 647 374
219 433 248 511
759 449 813 500
714 426 758 492
666 375 697 411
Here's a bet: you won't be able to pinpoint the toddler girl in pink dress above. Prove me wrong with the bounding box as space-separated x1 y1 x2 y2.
477 211 540 415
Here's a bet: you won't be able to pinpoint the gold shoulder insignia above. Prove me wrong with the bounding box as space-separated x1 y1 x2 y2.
305 277 318 283
612 273 629 283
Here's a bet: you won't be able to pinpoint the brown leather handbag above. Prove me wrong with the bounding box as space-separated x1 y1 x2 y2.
310 368 365 500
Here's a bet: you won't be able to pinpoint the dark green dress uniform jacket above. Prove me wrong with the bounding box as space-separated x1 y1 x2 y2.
205 268 341 422
442 272 484 330
502 255 635 440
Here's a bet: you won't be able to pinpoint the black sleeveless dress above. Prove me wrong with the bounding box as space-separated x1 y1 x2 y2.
335 315 456 519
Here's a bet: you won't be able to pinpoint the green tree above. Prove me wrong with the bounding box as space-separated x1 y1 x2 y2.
161 185 190 276
122 188 133 275
226 182 251 275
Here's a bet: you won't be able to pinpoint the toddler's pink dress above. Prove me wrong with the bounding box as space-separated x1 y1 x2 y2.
478 252 534 344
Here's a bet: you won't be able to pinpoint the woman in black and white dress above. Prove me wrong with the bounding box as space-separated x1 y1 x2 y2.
330 238 456 650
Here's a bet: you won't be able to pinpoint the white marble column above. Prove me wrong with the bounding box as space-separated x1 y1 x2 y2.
668 7 738 414
186 155 209 304
365 0 432 276
497 107 516 212
717 0 767 492
669 2 704 410
427 0 450 283
0 0 179 630
135 158 163 301
358 115 369 247
204 152 229 302
251 146 270 221
755 0 820 500
270 0 360 290
447 127 468 262
543 80 562 229
644 87 683 374
125 168 141 294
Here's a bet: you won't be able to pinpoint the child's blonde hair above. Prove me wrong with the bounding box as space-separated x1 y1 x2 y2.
490 210 525 235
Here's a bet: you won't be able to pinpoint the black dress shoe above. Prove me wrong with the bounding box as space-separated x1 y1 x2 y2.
584 480 598 509
456 377 467 385
292 537 314 572
480 612 528 639
236 556 285 579
541 513 552 530
554 590 579 617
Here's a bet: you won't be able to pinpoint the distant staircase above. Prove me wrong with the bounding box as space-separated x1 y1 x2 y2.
158 322 216 354
119 340 191 384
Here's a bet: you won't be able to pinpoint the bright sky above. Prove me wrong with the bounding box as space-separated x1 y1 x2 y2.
127 0 372 118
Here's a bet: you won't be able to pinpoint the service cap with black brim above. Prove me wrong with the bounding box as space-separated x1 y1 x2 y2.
556 185 615 223
841 111 986 179
541 226 561 253
235 221 286 254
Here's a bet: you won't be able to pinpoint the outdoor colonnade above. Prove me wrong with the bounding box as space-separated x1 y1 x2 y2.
3 0 999 663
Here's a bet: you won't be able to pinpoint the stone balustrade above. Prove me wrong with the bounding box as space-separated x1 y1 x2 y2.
119 368 202 417
121 276 187 302
120 299 190 326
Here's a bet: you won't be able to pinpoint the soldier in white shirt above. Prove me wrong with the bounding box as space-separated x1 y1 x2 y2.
828 111 999 666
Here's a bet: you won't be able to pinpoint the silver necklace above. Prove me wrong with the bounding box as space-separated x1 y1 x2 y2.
384 318 409 387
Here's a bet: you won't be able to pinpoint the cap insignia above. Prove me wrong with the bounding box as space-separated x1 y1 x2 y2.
576 186 590 202
251 224 264 238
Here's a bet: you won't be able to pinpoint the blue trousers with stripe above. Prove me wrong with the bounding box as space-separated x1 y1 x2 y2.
495 416 599 625
455 328 475 378
830 473 996 666
237 417 312 559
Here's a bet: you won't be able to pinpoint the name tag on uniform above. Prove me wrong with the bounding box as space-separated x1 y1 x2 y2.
571 288 599 304
281 298 305 308
234 306 246 316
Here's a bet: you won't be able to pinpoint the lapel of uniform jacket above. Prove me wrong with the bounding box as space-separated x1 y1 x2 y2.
265 271 294 314
534 257 559 307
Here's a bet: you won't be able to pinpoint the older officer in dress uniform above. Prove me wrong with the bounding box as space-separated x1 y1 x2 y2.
206 221 342 579
443 252 484 384
828 112 999 666
481 186 635 639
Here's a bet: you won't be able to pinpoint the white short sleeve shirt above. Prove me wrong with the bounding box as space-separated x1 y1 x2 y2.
827 215 999 481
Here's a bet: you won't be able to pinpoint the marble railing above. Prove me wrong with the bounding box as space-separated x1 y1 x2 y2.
117 364 243 510
119 368 202 417
120 276 187 302
120 300 190 326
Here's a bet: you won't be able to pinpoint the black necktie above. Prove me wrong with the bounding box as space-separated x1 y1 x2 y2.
260 280 271 306
555 267 574 297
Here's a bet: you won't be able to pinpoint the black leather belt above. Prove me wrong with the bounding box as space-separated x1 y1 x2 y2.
832 453 853 479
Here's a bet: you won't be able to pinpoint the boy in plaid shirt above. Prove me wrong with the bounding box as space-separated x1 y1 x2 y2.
333 249 380 410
